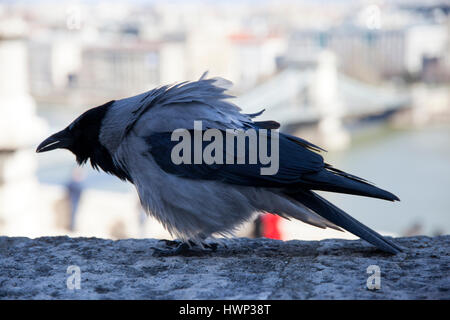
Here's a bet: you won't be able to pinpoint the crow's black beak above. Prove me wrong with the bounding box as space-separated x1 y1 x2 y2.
36 129 71 153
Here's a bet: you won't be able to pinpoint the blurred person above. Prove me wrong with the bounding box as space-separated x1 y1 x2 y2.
402 222 424 237
65 167 85 232
137 200 148 238
252 215 263 238
432 228 444 237
260 213 282 240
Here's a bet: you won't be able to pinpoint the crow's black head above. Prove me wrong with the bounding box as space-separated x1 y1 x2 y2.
36 100 131 181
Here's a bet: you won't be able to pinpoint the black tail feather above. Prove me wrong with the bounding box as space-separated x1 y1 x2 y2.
288 190 402 254
302 169 400 202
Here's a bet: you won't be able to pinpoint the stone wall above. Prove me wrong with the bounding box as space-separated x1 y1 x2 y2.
0 235 448 299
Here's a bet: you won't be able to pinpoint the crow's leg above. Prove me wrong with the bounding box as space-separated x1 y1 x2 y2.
152 242 194 257
158 239 182 247
152 234 220 256
157 239 199 248
195 233 221 251
202 242 218 252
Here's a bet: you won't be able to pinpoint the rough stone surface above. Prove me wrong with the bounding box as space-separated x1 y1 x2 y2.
0 235 448 299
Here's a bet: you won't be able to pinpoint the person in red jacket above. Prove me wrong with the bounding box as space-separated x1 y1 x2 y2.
261 213 282 240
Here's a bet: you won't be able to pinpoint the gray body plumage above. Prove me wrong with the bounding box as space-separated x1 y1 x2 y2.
99 76 337 242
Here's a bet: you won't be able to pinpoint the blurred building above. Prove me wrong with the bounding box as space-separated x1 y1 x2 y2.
283 23 448 81
79 42 161 98
16 1 449 107
0 18 49 236
227 32 287 91
28 33 82 97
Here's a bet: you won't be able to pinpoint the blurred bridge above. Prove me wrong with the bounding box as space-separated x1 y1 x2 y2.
237 55 411 129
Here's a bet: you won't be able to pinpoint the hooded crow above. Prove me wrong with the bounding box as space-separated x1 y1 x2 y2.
37 74 401 255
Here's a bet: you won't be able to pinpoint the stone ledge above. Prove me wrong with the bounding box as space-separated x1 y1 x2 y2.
0 235 448 299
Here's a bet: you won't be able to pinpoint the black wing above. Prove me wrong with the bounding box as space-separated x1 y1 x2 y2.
147 130 324 188
147 129 398 201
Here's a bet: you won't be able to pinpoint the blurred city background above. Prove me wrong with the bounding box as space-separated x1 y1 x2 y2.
0 0 449 241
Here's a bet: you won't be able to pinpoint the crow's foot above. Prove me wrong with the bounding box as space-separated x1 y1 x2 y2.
152 242 193 257
152 239 219 256
203 242 218 251
158 239 182 247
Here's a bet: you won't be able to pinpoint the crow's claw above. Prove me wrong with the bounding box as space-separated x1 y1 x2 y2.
152 243 195 257
158 239 182 247
152 240 221 257
203 243 218 252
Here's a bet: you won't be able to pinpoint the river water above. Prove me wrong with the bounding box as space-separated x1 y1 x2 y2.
324 123 450 236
